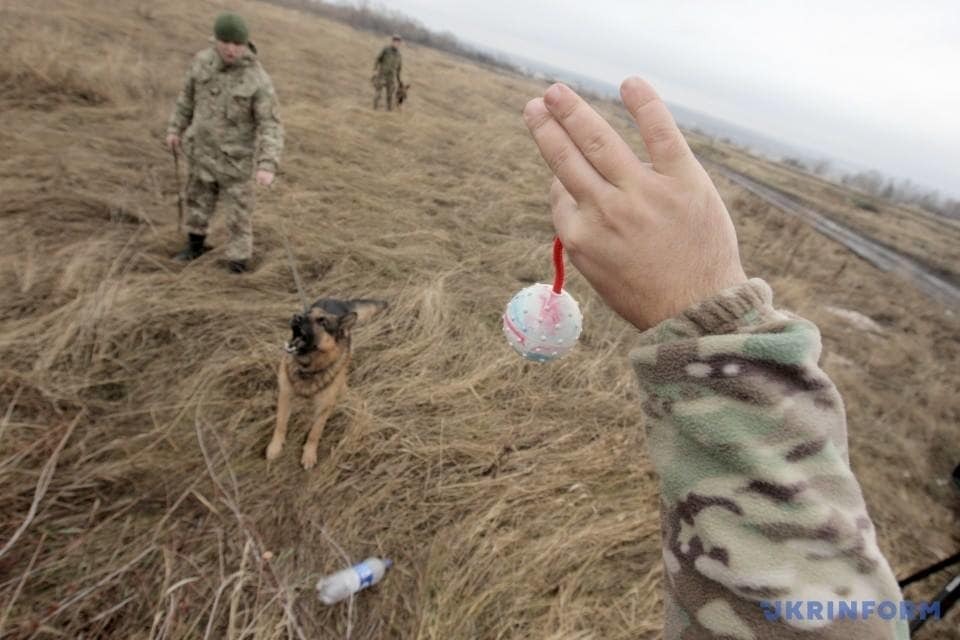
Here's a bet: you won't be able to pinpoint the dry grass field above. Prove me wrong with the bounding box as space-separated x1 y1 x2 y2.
0 0 957 638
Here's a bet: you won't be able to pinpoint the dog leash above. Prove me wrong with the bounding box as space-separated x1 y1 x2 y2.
279 225 310 312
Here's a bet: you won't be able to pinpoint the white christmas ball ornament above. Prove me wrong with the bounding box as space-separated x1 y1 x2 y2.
502 283 582 362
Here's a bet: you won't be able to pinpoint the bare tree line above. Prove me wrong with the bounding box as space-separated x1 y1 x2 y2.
258 0 518 72
783 157 959 220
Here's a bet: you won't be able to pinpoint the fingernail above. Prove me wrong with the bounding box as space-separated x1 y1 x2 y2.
544 84 563 106
522 98 543 121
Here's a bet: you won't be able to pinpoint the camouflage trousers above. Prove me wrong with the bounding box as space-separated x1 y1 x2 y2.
373 75 396 110
183 172 254 261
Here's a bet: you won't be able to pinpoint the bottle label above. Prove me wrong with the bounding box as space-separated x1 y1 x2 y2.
354 562 374 588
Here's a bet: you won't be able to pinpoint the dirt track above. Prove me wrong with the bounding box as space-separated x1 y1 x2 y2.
708 162 960 309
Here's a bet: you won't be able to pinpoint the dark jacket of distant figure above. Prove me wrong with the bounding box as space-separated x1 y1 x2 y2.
167 44 284 182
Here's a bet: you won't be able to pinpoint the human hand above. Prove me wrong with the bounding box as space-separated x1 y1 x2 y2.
166 133 181 152
255 170 275 187
522 78 747 331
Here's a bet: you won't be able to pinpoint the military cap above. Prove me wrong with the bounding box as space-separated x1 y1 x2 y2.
214 13 249 44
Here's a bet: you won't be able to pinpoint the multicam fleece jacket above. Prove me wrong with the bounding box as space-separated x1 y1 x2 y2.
630 278 908 639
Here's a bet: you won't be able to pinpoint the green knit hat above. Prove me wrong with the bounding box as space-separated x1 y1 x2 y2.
213 13 249 44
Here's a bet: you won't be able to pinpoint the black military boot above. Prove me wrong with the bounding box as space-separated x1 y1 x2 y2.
174 233 208 262
228 259 248 274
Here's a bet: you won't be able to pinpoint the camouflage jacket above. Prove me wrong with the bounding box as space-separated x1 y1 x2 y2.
167 46 284 180
631 279 908 639
375 45 402 78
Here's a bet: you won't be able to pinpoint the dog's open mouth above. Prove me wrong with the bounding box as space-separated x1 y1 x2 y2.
283 338 306 354
284 316 315 355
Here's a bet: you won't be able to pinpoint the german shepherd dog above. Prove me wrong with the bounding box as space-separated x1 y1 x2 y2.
395 82 411 110
266 298 387 469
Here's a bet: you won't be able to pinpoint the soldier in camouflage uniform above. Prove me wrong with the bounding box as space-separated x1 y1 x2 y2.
166 13 284 273
523 78 909 639
372 35 403 111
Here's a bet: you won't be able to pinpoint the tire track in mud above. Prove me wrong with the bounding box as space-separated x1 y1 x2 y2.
707 161 960 308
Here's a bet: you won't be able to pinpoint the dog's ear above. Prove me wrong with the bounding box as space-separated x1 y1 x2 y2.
347 300 388 325
338 312 358 336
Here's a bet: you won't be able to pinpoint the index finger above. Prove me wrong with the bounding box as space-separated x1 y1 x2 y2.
523 97 611 203
543 83 645 187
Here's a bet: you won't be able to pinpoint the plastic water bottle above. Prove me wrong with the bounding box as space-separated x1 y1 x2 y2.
316 557 392 605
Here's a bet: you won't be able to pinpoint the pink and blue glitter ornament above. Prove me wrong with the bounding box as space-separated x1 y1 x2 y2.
502 238 582 362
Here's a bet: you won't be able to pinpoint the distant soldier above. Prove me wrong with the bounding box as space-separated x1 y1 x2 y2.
372 35 403 111
165 12 284 273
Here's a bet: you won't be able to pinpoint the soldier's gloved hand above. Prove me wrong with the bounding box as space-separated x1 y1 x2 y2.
255 170 275 187
522 77 747 331
166 133 181 152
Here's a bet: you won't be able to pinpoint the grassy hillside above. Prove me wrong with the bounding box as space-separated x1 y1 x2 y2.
0 0 957 638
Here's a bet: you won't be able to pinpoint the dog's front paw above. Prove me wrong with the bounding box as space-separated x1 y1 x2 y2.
266 439 284 461
301 447 318 470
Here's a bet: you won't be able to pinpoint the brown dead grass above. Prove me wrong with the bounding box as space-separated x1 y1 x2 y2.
0 0 957 638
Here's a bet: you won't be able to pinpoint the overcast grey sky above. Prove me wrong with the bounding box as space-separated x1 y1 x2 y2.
377 0 959 196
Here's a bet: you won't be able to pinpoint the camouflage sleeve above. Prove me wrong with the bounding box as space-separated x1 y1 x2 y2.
252 71 284 173
166 62 196 136
630 278 909 639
